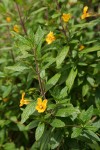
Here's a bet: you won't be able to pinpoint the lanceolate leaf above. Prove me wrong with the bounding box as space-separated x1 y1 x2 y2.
51 119 65 128
66 68 77 92
56 46 69 68
21 101 36 123
71 127 82 138
45 73 61 91
79 46 100 54
34 26 45 46
79 105 93 123
35 123 45 141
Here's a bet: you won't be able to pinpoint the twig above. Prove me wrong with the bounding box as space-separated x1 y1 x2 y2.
15 2 27 35
33 47 46 99
54 0 70 43
15 2 46 99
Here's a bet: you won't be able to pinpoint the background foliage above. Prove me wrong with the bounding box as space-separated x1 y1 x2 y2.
0 0 100 149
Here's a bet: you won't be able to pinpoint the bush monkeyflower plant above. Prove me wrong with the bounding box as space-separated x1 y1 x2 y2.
0 0 100 149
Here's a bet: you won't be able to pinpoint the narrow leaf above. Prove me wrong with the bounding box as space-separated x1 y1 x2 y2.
66 68 77 92
21 101 36 123
51 119 65 128
79 46 100 54
45 73 61 91
56 46 69 67
71 127 82 138
80 105 93 123
35 123 45 141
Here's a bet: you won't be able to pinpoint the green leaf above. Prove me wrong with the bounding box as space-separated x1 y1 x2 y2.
3 142 16 150
52 12 61 18
35 123 45 141
66 68 77 92
3 85 12 98
51 119 65 128
45 73 61 91
30 7 47 16
11 31 31 46
39 129 51 150
87 76 95 87
85 130 100 142
5 65 29 72
79 46 100 54
71 127 82 138
82 84 89 97
56 46 69 68
34 26 45 46
21 101 36 123
56 107 80 118
59 86 68 99
79 105 93 123
26 120 39 130
50 129 63 149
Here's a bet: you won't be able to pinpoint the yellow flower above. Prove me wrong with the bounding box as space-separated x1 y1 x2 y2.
81 6 91 19
79 45 85 51
19 92 31 107
46 31 56 44
13 25 19 33
6 17 11 23
62 13 71 22
36 98 47 113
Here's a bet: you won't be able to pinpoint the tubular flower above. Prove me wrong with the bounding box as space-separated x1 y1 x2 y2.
6 17 11 23
62 13 71 22
79 45 85 51
19 92 31 107
36 98 47 113
13 25 19 33
81 6 91 19
46 31 56 44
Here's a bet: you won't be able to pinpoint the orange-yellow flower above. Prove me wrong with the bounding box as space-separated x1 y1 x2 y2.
81 6 91 19
36 98 47 113
13 25 19 33
6 17 11 23
46 31 56 44
62 13 71 22
19 92 31 107
79 45 85 51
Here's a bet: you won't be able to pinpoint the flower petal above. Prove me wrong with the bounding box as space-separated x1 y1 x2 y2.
83 6 88 14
